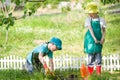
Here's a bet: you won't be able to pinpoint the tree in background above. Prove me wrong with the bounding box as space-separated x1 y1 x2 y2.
0 0 69 45
101 0 120 5
0 0 42 44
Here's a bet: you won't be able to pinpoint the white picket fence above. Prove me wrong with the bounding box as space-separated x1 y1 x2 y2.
0 54 120 73
0 55 25 70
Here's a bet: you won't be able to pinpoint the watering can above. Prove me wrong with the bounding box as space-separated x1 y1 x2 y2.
80 63 88 78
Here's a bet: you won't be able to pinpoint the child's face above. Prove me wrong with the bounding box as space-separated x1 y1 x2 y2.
49 43 58 51
88 13 98 18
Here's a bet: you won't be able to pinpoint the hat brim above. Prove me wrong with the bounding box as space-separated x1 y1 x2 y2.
56 45 62 50
85 9 99 13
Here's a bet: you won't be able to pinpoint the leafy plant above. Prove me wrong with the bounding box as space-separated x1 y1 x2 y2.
61 6 71 13
101 0 120 5
0 0 44 45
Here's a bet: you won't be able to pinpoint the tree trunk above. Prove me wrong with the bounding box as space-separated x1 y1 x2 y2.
5 29 8 44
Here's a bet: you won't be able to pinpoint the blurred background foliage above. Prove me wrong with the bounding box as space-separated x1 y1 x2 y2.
0 0 120 57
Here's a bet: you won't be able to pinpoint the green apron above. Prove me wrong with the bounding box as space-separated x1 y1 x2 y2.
84 18 102 54
32 53 43 71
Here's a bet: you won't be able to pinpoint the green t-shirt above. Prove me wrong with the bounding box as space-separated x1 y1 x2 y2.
26 43 53 64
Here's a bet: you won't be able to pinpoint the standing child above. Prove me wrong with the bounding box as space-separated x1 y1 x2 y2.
84 2 106 75
23 37 62 75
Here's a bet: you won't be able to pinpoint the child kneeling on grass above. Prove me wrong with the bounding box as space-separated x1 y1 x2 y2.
23 37 62 75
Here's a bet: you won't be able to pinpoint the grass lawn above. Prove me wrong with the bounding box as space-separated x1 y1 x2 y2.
0 10 120 58
0 69 119 80
0 12 120 79
0 3 120 80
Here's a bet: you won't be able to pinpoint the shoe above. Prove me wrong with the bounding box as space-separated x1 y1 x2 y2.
96 66 101 75
88 66 94 75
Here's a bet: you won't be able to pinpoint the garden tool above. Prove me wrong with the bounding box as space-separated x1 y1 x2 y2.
96 65 101 75
50 71 55 76
88 66 94 75
80 63 88 78
45 68 51 74
43 63 55 76
45 68 55 76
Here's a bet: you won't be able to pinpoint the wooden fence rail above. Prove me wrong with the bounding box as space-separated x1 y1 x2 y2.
0 54 120 73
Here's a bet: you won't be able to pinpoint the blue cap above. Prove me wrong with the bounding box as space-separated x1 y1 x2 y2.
49 37 62 50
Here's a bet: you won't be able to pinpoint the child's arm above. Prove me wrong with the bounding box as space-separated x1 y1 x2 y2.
87 26 99 43
100 27 106 44
38 53 50 74
100 18 106 44
49 58 54 71
38 53 46 65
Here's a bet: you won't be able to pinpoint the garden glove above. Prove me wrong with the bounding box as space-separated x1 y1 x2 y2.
43 63 51 74
50 71 55 76
45 68 51 74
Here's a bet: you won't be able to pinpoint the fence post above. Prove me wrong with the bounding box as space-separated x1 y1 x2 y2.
0 58 3 69
7 56 10 69
117 54 120 70
110 55 113 73
102 56 106 71
10 55 12 69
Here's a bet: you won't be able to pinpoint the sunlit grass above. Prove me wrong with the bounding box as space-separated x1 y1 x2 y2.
0 69 119 80
0 10 120 57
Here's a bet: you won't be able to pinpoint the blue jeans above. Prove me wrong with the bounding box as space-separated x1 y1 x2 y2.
87 53 102 67
24 59 44 73
24 60 34 73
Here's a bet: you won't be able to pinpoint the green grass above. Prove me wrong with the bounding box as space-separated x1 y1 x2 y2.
0 69 119 80
0 70 45 80
0 11 86 57
0 3 120 80
103 13 120 55
0 8 120 57
104 3 120 10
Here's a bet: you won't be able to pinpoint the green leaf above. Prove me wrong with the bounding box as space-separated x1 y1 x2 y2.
24 10 27 14
0 21 2 26
28 12 32 16
9 21 14 26
25 2 35 9
1 0 5 3
11 0 21 6
2 18 9 24
31 9 35 13
6 25 9 30
8 13 12 17
0 16 3 26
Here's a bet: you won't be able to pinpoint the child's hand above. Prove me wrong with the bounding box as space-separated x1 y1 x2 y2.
100 38 105 44
94 38 100 43
45 68 55 76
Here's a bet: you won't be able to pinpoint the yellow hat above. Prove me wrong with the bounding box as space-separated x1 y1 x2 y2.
85 2 99 13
